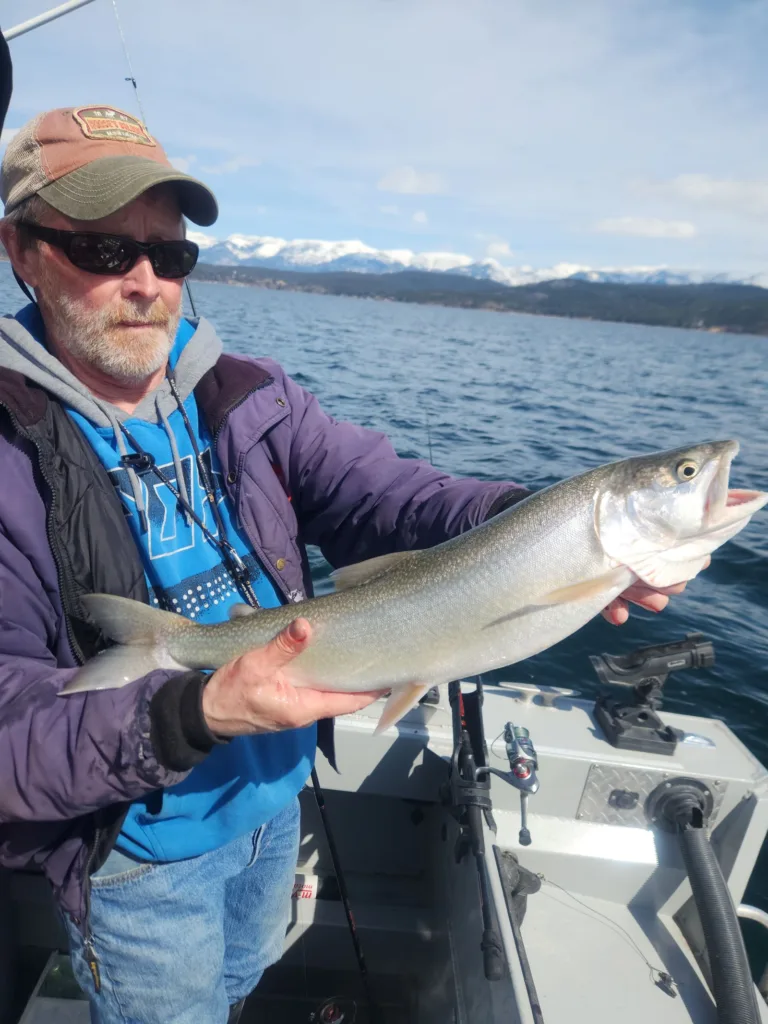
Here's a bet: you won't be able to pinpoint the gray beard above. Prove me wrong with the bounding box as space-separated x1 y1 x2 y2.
38 283 181 386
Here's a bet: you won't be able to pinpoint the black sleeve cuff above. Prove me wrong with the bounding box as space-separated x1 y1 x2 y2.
149 672 230 772
486 486 533 520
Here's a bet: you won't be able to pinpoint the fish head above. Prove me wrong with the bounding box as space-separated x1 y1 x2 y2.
596 440 768 588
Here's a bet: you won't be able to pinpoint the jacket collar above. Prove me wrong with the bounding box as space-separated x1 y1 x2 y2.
0 367 49 429
195 355 289 440
0 353 273 436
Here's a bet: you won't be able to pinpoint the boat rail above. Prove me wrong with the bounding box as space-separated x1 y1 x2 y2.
739 905 768 1004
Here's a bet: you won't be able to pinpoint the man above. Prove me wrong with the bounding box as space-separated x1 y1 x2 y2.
0 105 684 1024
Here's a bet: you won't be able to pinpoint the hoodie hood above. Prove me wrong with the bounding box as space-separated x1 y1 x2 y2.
0 303 223 427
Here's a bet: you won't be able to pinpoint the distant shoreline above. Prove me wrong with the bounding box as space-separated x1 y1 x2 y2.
2 253 766 336
190 262 768 337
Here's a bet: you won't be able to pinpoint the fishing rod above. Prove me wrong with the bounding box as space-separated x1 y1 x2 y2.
4 0 98 41
108 12 376 1017
442 679 505 982
310 768 384 1024
424 404 434 465
441 678 546 1021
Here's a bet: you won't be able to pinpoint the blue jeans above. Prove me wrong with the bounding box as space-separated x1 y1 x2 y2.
63 796 300 1024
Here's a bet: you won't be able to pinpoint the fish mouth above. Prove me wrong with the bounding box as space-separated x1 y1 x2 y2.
704 441 768 531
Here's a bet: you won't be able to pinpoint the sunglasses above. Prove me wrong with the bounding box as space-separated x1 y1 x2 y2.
19 223 199 279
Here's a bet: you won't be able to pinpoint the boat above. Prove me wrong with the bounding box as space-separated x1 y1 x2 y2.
4 632 768 1023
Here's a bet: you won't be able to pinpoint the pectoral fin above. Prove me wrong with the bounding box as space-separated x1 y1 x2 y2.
539 567 629 605
485 567 629 628
373 682 433 735
330 550 421 591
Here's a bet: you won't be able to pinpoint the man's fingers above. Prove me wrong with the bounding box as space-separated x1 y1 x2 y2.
262 618 312 669
601 559 712 627
631 591 670 613
601 597 629 626
623 581 686 601
601 588 673 625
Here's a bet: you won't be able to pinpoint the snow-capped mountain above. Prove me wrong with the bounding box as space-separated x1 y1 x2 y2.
188 232 758 288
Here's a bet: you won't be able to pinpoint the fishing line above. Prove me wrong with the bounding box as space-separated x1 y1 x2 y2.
110 0 199 318
539 876 677 995
110 0 147 125
490 729 507 762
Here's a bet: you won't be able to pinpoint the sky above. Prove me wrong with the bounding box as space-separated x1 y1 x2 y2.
2 0 768 277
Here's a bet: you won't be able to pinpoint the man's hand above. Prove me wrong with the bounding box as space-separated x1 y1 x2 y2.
201 618 386 737
601 556 711 626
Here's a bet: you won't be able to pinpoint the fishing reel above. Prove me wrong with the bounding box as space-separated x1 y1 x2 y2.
476 722 539 846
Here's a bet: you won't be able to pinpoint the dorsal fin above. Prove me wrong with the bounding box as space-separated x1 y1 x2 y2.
330 550 421 591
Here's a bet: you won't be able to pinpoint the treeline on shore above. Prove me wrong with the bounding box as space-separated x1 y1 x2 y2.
190 262 768 335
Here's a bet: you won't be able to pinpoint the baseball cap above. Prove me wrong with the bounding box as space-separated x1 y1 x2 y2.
1 104 218 226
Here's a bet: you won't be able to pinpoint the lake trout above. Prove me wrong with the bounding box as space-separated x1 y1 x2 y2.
61 440 767 733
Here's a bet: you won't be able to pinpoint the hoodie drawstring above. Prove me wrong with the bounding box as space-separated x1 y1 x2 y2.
109 411 149 534
156 395 193 525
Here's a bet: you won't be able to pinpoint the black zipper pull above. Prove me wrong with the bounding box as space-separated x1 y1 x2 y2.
119 452 155 472
222 542 248 581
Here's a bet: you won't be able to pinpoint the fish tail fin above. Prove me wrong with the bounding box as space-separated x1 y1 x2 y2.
60 595 193 695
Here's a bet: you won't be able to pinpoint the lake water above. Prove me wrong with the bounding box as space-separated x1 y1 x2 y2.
1 262 767 911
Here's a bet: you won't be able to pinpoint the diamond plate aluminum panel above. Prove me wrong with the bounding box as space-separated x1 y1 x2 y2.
576 762 725 828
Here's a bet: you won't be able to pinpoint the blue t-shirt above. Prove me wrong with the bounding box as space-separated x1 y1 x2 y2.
55 317 316 861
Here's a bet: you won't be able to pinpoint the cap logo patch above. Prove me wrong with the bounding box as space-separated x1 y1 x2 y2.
72 106 156 146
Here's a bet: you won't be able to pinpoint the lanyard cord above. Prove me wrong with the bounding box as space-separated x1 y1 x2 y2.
164 369 231 546
118 390 261 609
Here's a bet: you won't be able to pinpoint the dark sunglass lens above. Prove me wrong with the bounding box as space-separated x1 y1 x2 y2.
70 234 134 274
152 241 199 279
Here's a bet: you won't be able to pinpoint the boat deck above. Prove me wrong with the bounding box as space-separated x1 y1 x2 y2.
523 886 721 1022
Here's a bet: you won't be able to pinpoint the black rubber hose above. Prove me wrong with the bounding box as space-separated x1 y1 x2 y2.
677 821 761 1024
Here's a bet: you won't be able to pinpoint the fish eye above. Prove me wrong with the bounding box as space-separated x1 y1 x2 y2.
676 460 699 481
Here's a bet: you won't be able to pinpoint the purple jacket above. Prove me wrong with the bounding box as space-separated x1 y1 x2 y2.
0 351 526 930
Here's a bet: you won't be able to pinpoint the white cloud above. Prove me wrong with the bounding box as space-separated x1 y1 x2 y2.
13 0 768 277
594 216 697 239
486 240 514 259
378 166 444 195
0 129 18 144
412 210 428 224
187 230 218 249
379 204 400 215
169 154 197 173
201 156 262 175
642 174 768 218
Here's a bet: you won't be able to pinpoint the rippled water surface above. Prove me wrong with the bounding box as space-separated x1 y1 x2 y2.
2 264 767 907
